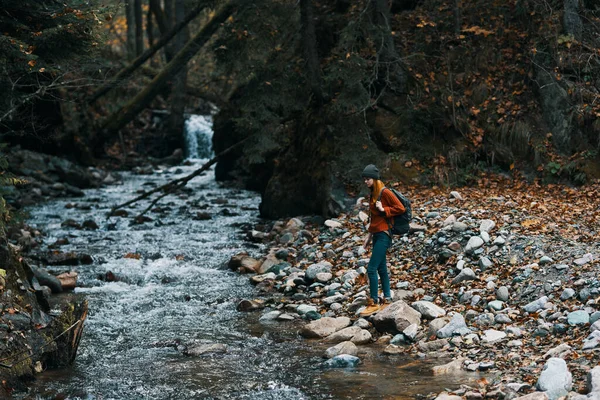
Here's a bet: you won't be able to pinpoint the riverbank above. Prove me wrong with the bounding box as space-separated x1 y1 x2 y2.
231 175 600 399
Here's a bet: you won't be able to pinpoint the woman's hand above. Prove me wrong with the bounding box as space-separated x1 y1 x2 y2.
375 201 385 212
363 233 373 248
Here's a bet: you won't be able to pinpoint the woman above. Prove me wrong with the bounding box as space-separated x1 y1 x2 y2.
360 164 405 317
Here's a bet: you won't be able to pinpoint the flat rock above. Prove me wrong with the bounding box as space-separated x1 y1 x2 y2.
372 300 421 334
411 301 446 319
184 343 227 356
324 341 358 359
418 338 449 352
432 358 465 375
300 317 351 338
324 326 372 344
482 329 506 343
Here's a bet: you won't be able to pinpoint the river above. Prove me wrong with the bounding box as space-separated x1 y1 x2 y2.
19 118 478 399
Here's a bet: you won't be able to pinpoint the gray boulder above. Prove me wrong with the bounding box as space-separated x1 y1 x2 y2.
411 301 446 319
437 313 471 338
300 317 351 338
535 357 572 400
324 326 372 344
372 300 421 334
324 341 358 359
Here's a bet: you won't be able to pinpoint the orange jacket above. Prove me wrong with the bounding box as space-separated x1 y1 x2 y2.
368 188 406 233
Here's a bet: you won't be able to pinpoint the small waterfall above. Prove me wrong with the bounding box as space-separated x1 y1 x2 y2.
184 114 214 159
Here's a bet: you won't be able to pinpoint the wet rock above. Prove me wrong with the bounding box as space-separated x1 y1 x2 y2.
300 317 351 338
61 219 81 229
411 301 446 319
56 271 77 290
82 219 99 230
184 343 228 356
324 326 372 344
323 354 360 368
372 300 421 334
432 358 465 375
31 266 62 293
536 357 572 400
236 299 265 312
297 304 317 315
45 251 93 266
324 341 358 359
418 338 448 352
257 254 280 274
259 311 281 323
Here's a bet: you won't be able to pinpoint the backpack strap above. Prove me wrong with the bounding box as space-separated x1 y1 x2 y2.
376 187 394 234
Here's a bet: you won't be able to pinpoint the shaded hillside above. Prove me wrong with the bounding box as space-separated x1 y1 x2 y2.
212 0 600 217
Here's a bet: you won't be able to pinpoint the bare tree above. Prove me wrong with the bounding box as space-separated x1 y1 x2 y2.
300 0 325 104
134 0 144 56
125 1 136 59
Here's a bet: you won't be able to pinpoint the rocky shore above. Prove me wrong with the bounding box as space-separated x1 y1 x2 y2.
230 177 600 399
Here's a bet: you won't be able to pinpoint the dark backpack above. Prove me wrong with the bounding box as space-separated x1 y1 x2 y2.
377 187 412 234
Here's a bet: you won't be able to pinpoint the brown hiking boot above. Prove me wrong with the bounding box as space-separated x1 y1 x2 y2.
359 298 381 317
379 297 393 311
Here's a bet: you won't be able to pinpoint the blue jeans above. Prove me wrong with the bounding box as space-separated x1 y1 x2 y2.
367 231 392 302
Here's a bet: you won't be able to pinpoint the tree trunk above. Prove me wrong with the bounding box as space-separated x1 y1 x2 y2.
168 0 189 153
300 0 324 104
94 1 239 154
563 0 582 41
146 6 154 48
454 0 461 35
88 2 208 104
371 0 405 93
125 1 136 60
134 0 144 56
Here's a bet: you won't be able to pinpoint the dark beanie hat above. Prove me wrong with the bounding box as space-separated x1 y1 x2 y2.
361 164 380 180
